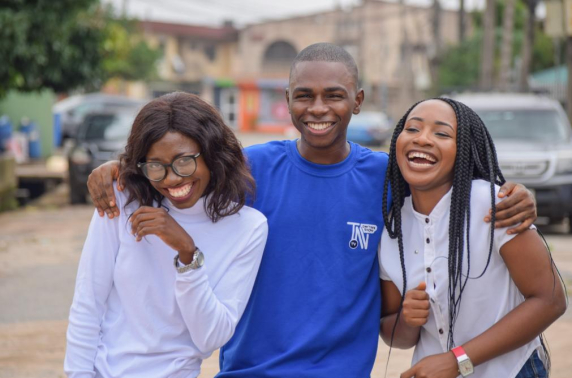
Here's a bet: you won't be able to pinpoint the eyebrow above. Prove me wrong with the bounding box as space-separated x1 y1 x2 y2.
409 116 454 130
146 152 195 162
292 86 349 94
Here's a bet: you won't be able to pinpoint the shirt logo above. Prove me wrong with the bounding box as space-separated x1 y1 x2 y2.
347 222 378 250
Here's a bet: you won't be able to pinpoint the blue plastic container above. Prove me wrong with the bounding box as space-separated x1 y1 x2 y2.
0 116 13 153
19 119 42 159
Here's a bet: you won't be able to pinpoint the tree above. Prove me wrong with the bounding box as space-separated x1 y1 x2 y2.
499 0 516 90
0 1 160 98
0 0 104 97
439 0 555 92
480 0 496 89
101 16 161 83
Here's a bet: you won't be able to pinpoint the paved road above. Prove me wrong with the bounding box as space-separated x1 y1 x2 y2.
1 133 571 377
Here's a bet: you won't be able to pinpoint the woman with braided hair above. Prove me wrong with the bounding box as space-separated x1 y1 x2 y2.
378 98 566 378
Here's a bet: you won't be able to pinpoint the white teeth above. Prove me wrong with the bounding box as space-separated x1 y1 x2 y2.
307 122 333 131
168 183 192 198
407 151 436 163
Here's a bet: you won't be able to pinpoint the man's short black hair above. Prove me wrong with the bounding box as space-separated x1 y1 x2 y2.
289 43 359 87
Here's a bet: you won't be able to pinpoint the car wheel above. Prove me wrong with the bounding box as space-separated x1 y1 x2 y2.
69 180 87 204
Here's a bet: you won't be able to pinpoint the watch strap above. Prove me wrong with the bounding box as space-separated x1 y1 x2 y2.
452 346 467 359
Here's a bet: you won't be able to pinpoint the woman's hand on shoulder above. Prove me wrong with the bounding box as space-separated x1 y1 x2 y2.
400 352 458 378
486 182 536 234
130 206 196 263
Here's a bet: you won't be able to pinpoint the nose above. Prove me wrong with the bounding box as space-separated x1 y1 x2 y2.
413 129 434 147
308 96 328 117
163 167 183 185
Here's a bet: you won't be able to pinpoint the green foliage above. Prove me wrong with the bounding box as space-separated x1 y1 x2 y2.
438 0 556 89
101 16 161 82
0 0 104 97
0 1 160 97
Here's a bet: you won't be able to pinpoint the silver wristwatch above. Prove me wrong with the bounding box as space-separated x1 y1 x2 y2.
174 247 205 273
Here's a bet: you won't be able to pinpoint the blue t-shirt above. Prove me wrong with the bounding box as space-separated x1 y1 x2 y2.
218 140 389 378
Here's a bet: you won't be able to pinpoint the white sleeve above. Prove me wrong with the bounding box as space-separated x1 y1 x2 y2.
491 186 536 252
174 219 268 355
64 210 120 377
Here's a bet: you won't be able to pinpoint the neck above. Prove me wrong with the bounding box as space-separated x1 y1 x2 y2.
409 182 453 216
296 139 351 165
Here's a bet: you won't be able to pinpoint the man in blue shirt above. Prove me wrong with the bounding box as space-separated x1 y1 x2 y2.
87 43 537 377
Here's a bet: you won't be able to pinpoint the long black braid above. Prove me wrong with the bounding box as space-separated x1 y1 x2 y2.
382 98 505 351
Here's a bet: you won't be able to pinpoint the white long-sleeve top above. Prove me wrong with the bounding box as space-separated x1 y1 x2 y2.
65 186 268 378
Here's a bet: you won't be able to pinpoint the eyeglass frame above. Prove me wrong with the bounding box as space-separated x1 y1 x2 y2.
137 152 201 182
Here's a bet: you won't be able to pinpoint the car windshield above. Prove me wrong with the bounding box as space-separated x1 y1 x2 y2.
475 110 570 142
82 112 134 141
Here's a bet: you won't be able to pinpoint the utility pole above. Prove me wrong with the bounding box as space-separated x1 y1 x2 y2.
518 0 538 91
429 0 443 93
567 36 572 122
459 0 466 43
480 0 496 90
499 0 516 91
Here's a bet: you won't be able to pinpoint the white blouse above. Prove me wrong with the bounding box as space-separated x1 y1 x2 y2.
65 185 268 378
379 179 540 378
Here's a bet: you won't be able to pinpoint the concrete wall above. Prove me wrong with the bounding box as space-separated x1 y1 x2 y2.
0 90 56 158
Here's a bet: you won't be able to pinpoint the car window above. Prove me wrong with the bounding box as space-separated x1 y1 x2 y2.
476 110 570 142
83 113 133 141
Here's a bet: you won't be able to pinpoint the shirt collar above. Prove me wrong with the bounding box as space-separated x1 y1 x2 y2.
404 186 453 224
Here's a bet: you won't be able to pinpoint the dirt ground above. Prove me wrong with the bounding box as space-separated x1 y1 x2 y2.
1 133 571 377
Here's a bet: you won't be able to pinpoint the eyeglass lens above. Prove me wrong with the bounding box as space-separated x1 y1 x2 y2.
142 156 197 181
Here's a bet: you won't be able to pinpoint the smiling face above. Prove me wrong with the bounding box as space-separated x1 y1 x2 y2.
396 100 458 193
145 131 211 209
286 61 364 163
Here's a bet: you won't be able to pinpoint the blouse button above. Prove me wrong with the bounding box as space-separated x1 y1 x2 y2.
426 238 430 244
425 218 429 224
426 267 432 273
439 328 444 334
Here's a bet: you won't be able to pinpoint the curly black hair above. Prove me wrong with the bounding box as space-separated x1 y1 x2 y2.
382 97 506 349
119 92 255 222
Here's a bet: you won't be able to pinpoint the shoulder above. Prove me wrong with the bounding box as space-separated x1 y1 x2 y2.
230 205 268 229
112 183 140 215
470 179 502 206
244 140 288 162
351 143 389 172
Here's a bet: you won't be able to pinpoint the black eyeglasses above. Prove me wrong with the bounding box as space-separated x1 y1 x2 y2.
137 153 201 182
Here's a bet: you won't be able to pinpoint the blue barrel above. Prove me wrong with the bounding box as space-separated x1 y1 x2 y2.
0 116 12 153
20 119 42 159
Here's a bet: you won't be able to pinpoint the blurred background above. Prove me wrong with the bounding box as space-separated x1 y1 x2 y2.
0 0 572 377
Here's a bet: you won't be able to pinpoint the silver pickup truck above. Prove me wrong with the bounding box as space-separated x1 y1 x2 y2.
453 93 572 230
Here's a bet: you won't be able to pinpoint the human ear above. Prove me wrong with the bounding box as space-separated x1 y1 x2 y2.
285 88 291 112
353 89 365 115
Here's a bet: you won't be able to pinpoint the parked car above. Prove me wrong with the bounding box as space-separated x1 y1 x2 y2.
68 106 141 204
346 111 393 146
453 93 572 229
54 93 145 142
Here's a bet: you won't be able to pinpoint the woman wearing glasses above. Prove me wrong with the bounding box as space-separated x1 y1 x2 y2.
64 92 268 378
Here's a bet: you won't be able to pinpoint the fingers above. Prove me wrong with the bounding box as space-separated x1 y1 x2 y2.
130 207 165 234
403 282 430 326
506 217 534 235
498 181 518 198
400 366 416 378
87 162 121 218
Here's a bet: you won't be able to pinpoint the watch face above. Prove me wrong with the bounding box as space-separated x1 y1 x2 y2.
195 251 205 268
459 359 474 376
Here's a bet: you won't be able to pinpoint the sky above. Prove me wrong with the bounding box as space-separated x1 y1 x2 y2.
102 0 491 28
